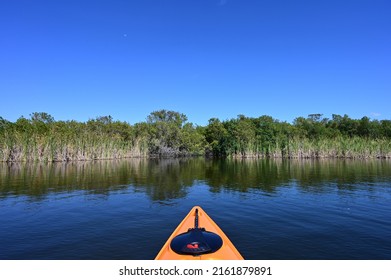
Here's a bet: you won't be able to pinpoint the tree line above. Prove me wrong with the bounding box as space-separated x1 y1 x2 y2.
1 110 391 162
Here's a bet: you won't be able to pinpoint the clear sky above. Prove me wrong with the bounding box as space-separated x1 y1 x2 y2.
1 0 390 125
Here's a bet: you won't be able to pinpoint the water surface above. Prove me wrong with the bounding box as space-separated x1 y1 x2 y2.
0 158 390 259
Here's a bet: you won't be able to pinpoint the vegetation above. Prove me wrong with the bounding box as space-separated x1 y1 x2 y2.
1 111 391 162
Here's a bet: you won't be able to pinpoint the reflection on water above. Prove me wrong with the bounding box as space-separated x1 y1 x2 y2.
1 158 391 260
1 158 390 200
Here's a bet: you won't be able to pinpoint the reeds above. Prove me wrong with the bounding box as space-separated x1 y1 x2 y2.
226 136 391 159
0 129 147 162
1 112 391 162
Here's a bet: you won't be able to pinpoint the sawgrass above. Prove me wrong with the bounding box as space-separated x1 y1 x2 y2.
227 136 391 159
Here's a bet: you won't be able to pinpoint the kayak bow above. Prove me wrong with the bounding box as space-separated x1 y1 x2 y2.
155 206 244 260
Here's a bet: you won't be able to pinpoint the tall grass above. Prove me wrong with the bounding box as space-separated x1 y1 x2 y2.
227 136 391 159
1 111 391 161
0 130 147 162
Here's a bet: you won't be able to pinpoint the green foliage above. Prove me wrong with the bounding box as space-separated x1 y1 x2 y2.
30 112 55 124
204 114 391 159
147 110 187 128
0 111 390 162
143 110 205 157
205 118 228 156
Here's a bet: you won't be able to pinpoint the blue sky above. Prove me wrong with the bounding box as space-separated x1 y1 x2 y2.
1 0 390 125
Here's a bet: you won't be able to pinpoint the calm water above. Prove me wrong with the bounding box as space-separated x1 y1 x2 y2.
0 158 390 260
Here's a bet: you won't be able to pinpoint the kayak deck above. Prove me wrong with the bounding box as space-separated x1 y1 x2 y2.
155 206 244 260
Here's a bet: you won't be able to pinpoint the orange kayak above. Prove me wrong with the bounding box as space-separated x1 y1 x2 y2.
155 206 244 260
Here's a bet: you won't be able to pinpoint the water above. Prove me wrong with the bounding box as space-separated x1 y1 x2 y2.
0 158 390 260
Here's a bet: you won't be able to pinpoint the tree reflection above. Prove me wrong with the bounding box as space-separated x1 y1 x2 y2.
1 158 390 201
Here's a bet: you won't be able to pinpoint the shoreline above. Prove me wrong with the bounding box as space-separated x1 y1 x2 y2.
2 111 391 163
1 153 391 163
